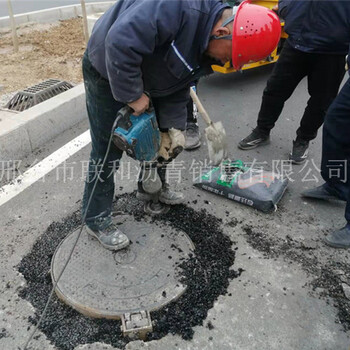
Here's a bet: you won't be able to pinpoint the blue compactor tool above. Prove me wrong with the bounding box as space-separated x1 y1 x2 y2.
113 106 169 214
113 106 160 162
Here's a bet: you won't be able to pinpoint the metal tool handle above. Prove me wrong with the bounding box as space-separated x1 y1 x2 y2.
189 87 212 127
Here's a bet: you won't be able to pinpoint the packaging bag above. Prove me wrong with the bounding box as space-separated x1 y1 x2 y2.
194 160 288 213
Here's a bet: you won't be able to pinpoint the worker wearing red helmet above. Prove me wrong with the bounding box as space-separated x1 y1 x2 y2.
186 0 282 151
82 0 281 251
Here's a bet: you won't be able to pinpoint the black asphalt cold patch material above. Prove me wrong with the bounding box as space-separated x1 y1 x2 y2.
19 212 127 350
18 193 240 349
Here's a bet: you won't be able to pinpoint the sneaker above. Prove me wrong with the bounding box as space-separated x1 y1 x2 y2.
86 217 130 251
238 128 270 150
324 225 350 249
185 122 201 150
159 183 185 205
289 139 309 164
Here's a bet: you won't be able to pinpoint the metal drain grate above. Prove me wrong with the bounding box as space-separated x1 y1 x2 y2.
5 79 74 112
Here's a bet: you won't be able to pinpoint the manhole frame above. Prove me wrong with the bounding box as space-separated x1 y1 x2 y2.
51 217 195 320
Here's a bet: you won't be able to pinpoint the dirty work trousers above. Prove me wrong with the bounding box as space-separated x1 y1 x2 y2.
257 41 345 141
321 74 350 224
81 51 125 225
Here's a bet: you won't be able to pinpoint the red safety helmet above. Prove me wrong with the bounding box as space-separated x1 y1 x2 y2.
231 0 281 70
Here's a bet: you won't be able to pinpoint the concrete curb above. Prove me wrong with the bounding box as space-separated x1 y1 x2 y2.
0 84 87 161
0 1 114 28
0 3 111 161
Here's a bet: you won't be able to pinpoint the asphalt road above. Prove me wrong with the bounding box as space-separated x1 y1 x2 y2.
0 65 349 350
0 0 108 17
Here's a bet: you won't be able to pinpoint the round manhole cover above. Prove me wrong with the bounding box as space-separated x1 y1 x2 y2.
51 215 195 319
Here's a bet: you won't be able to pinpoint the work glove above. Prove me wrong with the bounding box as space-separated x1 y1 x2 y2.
168 128 185 158
158 132 172 161
158 129 185 162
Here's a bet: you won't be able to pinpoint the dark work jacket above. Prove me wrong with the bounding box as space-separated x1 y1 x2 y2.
87 0 229 128
278 0 350 55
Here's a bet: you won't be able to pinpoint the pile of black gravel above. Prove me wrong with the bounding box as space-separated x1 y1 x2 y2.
18 193 241 350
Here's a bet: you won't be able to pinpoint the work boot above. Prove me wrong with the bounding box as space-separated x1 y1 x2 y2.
158 166 185 205
238 128 270 150
185 122 201 150
86 216 130 251
301 183 346 201
289 138 309 164
324 225 350 248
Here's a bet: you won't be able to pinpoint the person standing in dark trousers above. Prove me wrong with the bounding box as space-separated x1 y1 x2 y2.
238 0 350 164
302 52 350 248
